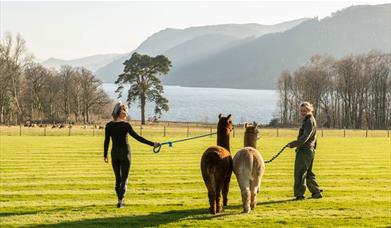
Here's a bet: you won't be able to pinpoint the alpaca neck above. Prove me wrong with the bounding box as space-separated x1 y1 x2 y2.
244 133 257 149
217 134 230 152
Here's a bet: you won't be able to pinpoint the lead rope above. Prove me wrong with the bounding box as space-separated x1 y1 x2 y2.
264 144 289 164
153 134 289 164
153 132 218 153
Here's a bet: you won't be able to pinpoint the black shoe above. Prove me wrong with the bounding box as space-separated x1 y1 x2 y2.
312 189 323 199
295 196 305 200
312 193 323 199
116 203 121 208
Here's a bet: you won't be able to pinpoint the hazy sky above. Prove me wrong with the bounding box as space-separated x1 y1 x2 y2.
1 0 389 60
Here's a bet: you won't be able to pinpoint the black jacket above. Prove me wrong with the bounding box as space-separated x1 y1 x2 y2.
290 114 317 150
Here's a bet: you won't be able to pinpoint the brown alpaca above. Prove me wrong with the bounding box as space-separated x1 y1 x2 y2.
233 122 265 213
201 114 233 214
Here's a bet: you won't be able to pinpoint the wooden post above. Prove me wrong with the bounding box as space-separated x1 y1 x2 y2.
187 122 190 137
68 127 71 136
321 128 324 137
163 126 166 137
344 128 346 138
276 128 279 137
44 127 46 136
388 128 390 138
366 128 368 138
93 127 95 137
140 125 143 136
19 124 21 136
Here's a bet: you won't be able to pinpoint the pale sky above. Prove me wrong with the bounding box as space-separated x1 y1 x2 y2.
1 0 390 60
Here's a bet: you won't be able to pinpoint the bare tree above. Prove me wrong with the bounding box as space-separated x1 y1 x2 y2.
79 68 110 123
277 51 390 129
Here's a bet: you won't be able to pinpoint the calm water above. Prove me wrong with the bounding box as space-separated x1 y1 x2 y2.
102 83 279 124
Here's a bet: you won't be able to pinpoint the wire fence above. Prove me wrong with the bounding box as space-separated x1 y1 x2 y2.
0 124 389 138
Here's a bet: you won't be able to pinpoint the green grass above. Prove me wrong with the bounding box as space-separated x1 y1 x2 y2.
1 125 390 138
0 133 390 227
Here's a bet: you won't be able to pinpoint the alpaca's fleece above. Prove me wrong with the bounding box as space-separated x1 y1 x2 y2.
233 147 265 213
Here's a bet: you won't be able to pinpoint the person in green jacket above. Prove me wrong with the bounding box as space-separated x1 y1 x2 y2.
288 102 323 200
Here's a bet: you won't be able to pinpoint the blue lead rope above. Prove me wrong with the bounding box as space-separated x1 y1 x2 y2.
153 132 217 153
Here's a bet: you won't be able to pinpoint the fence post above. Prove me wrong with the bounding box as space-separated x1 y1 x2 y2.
366 128 368 138
344 128 346 138
187 122 190 137
19 124 21 136
140 125 143 136
388 127 390 138
276 128 279 137
44 127 46 136
163 126 166 137
93 127 95 137
68 127 71 136
321 128 324 137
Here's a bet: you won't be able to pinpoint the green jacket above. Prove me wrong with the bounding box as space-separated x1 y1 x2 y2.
290 114 317 150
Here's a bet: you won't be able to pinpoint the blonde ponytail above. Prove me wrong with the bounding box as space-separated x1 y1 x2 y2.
300 102 314 113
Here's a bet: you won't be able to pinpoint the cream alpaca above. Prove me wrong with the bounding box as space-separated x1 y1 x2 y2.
233 122 265 213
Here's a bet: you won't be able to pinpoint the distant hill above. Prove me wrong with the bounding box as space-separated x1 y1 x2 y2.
79 4 390 89
95 18 309 82
41 53 127 72
162 4 391 89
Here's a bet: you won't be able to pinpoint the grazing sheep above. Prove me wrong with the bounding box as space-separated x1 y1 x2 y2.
233 122 265 213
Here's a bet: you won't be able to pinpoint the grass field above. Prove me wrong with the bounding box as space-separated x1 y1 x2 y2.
0 129 390 227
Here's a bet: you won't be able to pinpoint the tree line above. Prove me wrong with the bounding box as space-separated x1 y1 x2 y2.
0 33 112 125
278 51 391 129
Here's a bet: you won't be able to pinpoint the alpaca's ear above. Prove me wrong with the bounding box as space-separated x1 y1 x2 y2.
244 122 248 128
218 113 223 119
227 114 231 119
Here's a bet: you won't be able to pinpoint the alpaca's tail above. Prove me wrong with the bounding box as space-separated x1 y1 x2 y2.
251 151 265 193
202 165 216 192
252 155 261 178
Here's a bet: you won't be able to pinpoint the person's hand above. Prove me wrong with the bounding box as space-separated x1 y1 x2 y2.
104 156 108 163
153 142 161 148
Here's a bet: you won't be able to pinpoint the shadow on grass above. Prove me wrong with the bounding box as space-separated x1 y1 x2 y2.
0 205 102 218
19 199 295 227
259 198 295 205
0 211 38 217
30 207 215 227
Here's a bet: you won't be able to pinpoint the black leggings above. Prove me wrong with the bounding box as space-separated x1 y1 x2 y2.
111 153 131 200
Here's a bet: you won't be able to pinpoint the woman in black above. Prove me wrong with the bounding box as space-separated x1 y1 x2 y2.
104 102 160 208
288 102 322 200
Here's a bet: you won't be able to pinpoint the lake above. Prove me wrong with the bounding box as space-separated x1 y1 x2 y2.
102 83 279 124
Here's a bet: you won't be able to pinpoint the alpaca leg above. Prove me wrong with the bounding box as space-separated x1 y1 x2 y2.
215 185 223 213
250 179 259 210
241 187 251 213
208 190 216 214
222 173 232 206
238 178 251 213
203 174 216 214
